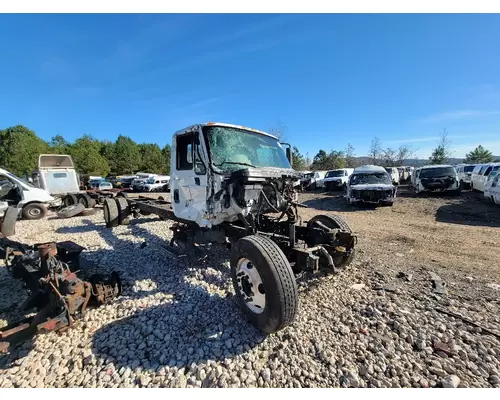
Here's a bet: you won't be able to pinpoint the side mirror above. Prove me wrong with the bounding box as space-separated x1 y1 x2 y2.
286 147 292 166
280 142 293 167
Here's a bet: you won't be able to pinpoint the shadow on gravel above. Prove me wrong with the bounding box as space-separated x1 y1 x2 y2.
87 222 263 374
2 217 262 371
301 196 380 212
435 195 500 228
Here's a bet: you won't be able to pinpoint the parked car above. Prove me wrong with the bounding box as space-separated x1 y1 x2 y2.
345 165 396 206
323 168 354 191
143 176 170 192
471 163 500 192
413 165 461 195
120 177 136 188
484 171 500 205
385 167 400 185
456 164 477 190
300 171 327 191
97 181 113 190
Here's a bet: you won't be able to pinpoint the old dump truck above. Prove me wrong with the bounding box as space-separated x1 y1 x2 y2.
102 122 358 334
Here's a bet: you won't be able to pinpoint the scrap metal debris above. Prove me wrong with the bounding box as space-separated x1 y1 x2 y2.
429 272 448 295
0 238 121 353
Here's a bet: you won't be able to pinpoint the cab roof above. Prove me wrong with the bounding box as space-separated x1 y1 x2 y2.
353 165 387 173
174 122 278 140
420 164 454 169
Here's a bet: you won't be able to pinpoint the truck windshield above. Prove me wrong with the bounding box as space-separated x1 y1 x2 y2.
464 166 475 172
326 170 344 178
146 177 155 184
350 173 392 185
420 167 456 178
202 126 291 172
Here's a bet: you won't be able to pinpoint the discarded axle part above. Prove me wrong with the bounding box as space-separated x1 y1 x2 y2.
0 239 121 353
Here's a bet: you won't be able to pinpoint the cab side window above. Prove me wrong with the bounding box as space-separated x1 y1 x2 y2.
177 133 193 171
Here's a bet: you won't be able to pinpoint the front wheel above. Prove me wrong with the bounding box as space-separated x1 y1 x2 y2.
230 235 298 334
22 203 47 220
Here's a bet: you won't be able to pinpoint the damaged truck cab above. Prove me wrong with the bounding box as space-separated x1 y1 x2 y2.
106 122 358 334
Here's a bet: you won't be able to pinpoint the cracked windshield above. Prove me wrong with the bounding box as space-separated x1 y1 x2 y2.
202 126 291 172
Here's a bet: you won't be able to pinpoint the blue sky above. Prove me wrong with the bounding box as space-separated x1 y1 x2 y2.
1 13 500 159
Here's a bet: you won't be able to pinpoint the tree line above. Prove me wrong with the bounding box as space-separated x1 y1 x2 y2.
0 125 171 177
1 123 497 178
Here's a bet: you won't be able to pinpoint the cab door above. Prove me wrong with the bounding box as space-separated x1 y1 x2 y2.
171 129 209 225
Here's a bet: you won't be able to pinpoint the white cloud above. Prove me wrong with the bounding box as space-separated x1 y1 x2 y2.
418 109 500 123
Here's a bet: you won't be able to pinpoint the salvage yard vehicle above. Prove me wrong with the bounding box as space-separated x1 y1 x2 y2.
413 165 461 195
300 170 327 191
103 122 357 334
484 170 500 205
471 163 500 192
456 164 477 190
0 167 59 220
385 167 400 185
31 154 122 211
345 165 396 206
323 168 354 191
143 175 170 192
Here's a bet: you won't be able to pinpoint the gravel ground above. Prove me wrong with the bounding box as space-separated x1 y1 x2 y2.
1 188 499 388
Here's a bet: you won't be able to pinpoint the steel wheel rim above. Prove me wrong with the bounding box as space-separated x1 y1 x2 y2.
28 207 41 217
236 258 266 314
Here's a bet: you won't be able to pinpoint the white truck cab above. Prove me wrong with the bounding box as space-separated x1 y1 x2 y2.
323 168 354 191
170 122 296 227
0 167 57 220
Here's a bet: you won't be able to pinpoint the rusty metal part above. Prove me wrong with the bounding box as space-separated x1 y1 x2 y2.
0 238 121 353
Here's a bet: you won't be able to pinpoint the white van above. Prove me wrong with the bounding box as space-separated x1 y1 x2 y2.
143 175 171 192
300 171 327 191
323 168 354 191
456 164 477 190
413 165 461 195
471 163 500 192
385 167 400 185
0 168 59 220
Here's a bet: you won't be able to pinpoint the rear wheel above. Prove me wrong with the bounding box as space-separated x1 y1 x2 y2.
64 194 79 207
103 198 119 228
307 214 356 269
115 198 131 225
230 235 298 334
78 193 96 209
22 203 47 220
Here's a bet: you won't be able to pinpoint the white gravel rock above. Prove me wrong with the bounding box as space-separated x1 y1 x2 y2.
1 210 499 388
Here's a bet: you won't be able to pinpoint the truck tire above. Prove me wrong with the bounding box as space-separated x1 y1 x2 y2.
1 206 18 237
115 198 131 225
307 214 356 269
103 198 119 228
78 193 96 209
230 235 298 334
22 203 47 220
57 203 85 218
64 194 79 207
